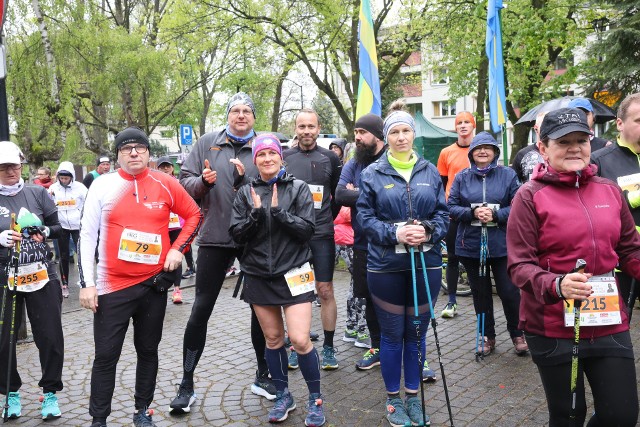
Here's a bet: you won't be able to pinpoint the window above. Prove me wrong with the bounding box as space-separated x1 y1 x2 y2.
432 101 456 117
432 68 449 85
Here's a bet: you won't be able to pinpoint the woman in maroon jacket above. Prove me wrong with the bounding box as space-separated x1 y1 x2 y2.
507 108 640 426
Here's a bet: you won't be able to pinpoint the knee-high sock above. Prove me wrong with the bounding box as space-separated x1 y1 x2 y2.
297 347 321 395
264 346 288 392
250 307 268 374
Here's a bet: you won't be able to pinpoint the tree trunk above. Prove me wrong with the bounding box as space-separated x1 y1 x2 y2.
271 60 294 132
476 56 488 133
32 0 67 148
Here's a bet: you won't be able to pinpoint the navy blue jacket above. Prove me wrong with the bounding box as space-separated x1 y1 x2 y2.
335 148 386 250
357 153 449 271
448 136 519 258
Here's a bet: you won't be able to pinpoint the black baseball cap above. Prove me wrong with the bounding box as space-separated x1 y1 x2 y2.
539 108 592 140
157 156 172 167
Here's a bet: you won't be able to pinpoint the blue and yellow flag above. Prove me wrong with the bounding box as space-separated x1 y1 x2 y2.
355 0 382 120
486 0 507 133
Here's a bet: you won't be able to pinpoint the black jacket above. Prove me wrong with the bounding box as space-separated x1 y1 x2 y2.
592 140 640 226
230 173 315 278
283 145 342 239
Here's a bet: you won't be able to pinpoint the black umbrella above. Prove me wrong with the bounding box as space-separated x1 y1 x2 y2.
515 96 616 126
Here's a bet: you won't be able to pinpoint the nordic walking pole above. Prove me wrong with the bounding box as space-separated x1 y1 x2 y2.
417 222 454 427
3 213 18 422
568 259 587 426
627 278 637 322
408 243 427 427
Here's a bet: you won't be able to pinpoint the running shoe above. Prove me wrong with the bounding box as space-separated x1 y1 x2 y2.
40 392 61 419
288 347 299 370
251 370 277 400
405 395 430 426
342 328 357 342
386 396 411 427
355 331 371 348
133 407 156 427
2 391 20 419
181 268 196 279
314 296 321 307
169 382 196 414
355 348 380 370
476 336 496 356
268 390 296 423
172 288 183 304
320 345 338 370
61 285 69 298
309 331 319 341
440 302 458 318
512 336 529 356
305 393 325 426
422 360 436 383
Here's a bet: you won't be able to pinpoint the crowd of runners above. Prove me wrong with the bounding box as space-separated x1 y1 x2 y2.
0 91 638 427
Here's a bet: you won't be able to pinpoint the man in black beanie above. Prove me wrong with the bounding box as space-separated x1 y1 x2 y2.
335 113 386 370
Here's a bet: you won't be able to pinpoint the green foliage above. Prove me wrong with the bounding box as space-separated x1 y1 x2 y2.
579 1 640 105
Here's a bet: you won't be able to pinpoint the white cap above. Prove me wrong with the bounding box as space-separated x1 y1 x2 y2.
0 141 25 164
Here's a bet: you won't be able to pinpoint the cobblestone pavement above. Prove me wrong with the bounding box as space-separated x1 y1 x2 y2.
8 267 640 426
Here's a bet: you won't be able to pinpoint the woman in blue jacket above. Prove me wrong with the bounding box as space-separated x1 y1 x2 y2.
448 131 526 357
357 101 449 427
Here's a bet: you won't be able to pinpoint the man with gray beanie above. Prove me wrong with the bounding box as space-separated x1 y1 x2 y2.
335 113 385 370
171 92 278 414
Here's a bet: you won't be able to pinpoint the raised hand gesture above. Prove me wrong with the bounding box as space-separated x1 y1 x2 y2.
271 184 278 208
202 159 217 184
250 186 262 209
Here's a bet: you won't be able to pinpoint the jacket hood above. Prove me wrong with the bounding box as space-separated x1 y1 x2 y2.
56 161 76 181
531 162 597 186
329 138 347 152
468 131 500 172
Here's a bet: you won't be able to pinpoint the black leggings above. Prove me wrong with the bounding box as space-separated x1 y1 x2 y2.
458 256 522 338
58 229 79 286
90 284 167 418
445 219 459 301
0 278 63 395
181 246 266 381
536 356 638 426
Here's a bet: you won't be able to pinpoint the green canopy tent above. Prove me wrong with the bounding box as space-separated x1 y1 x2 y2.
414 111 458 164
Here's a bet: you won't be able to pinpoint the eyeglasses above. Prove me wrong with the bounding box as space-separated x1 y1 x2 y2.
0 164 22 172
228 108 253 117
118 144 148 154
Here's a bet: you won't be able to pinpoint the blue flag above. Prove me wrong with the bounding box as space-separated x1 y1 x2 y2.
486 0 507 133
356 0 382 119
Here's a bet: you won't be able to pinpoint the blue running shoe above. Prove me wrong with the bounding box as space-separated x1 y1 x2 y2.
305 393 325 426
386 396 411 427
133 407 157 427
355 348 380 370
320 345 338 370
40 392 61 419
268 390 296 423
288 347 299 370
422 360 436 383
405 395 430 426
2 392 20 419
